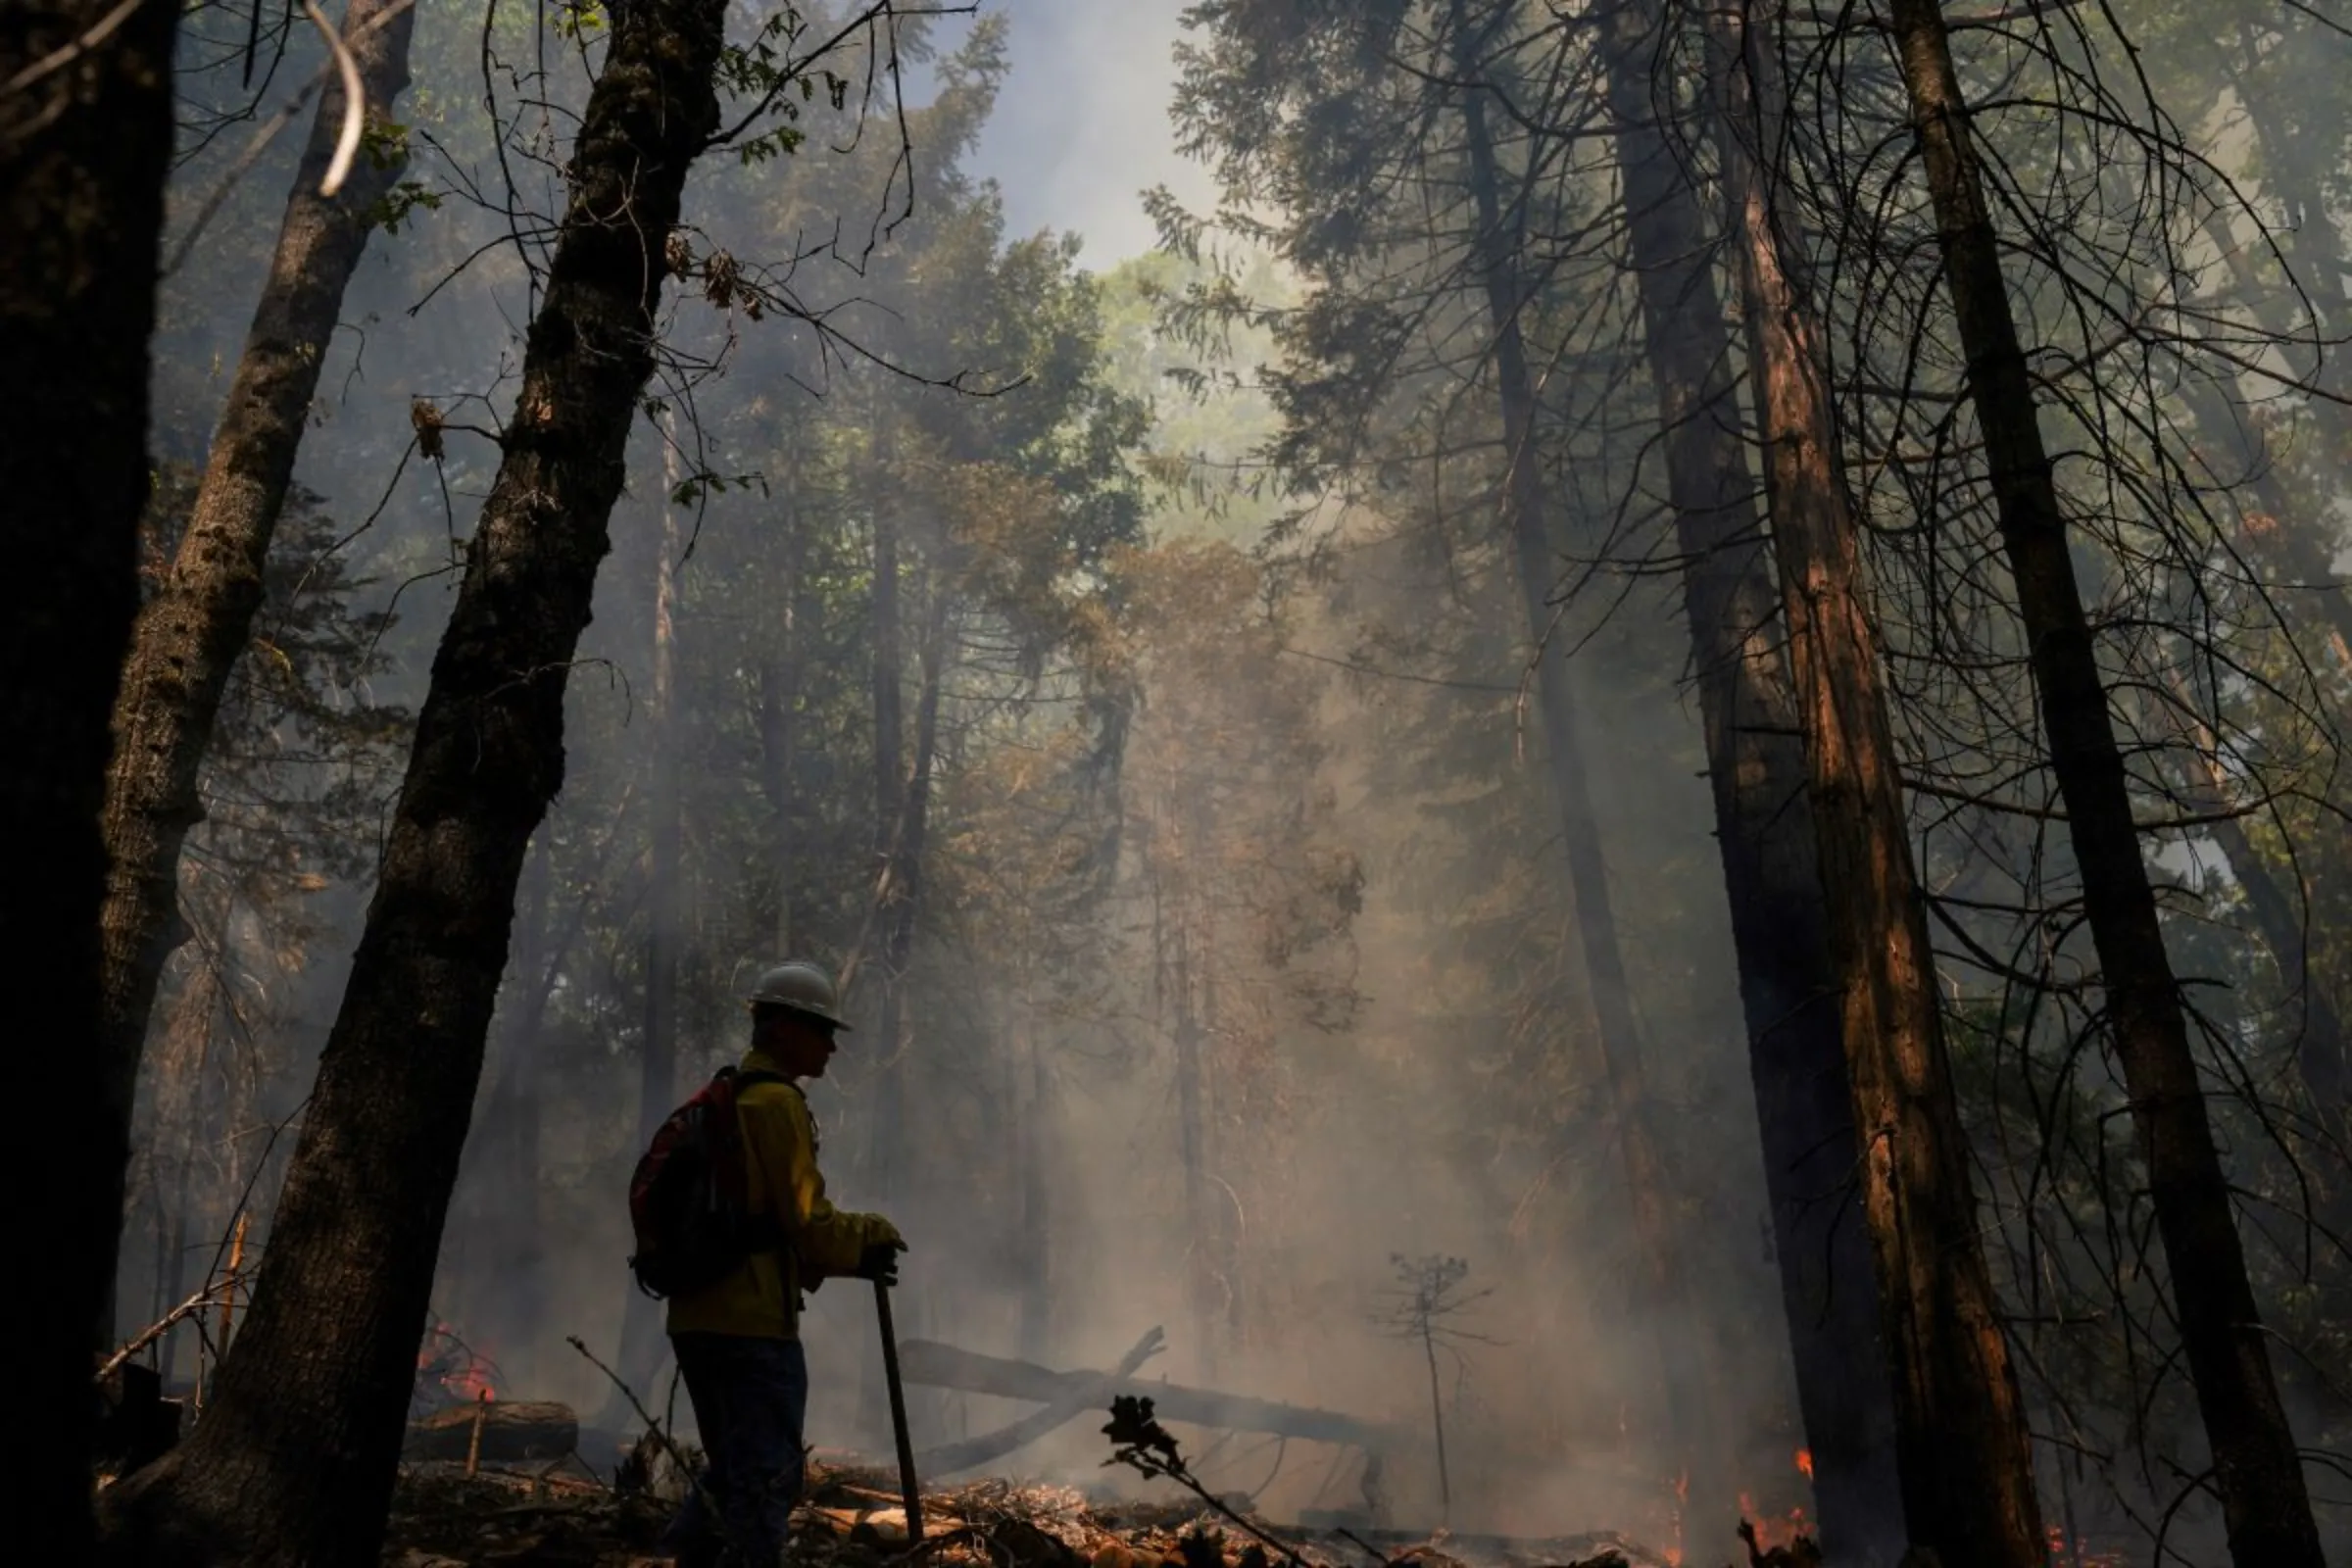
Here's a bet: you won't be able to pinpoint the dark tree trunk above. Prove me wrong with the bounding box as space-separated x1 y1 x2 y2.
97 0 726 1555
0 0 180 1554
95 0 417 1341
1885 2 2324 1559
1586 1 1907 1553
1450 15 1726 1526
1704 9 2048 1564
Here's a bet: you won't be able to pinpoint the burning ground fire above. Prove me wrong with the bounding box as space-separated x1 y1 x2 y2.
1659 1449 1816 1568
1736 1448 1814 1552
415 1321 500 1410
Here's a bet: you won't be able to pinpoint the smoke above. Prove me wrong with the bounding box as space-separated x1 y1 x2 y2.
960 0 1217 262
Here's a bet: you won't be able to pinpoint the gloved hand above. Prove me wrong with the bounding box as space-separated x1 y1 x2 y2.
857 1238 907 1286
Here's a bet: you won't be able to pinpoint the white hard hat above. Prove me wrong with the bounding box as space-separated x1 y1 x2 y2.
744 959 853 1030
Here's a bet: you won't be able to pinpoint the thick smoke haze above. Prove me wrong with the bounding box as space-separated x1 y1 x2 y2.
102 2 2352 1563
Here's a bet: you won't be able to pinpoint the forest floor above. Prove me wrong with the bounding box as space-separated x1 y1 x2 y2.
382 1455 1685 1568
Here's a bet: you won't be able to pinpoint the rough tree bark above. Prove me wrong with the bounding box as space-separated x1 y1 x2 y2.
95 0 417 1327
1450 13 1727 1527
0 0 180 1555
1885 1 2325 1559
97 0 726 1555
1700 7 2047 1563
1581 1 1907 1553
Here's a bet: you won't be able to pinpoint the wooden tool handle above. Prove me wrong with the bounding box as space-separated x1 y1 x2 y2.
874 1279 925 1541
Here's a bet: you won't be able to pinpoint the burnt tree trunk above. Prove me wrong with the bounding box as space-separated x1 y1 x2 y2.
0 0 180 1554
1451 16 1725 1523
1702 5 2046 1563
95 0 417 1338
1587 2 1907 1553
1885 2 2325 1560
97 0 726 1556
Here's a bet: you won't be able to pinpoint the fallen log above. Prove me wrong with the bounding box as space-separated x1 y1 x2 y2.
403 1399 579 1464
916 1326 1167 1478
897 1340 1407 1453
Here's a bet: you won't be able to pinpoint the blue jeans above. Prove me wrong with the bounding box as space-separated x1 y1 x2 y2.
661 1333 809 1567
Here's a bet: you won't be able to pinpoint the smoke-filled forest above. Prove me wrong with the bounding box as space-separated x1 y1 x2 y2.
10 0 2352 1564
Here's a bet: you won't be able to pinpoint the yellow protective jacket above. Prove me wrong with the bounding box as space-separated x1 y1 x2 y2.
663 1047 897 1340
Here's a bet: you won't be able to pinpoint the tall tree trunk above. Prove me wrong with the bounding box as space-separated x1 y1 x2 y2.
758 495 806 954
0 0 180 1553
867 588 947 1203
1884 3 2324 1559
1168 871 1219 1378
1699 5 2047 1562
1581 1 1907 1551
95 0 417 1332
97 0 725 1555
864 482 909 1195
1014 1003 1054 1360
1450 15 1724 1527
612 440 690 1406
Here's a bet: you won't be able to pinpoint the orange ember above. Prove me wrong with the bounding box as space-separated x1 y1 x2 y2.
447 1367 497 1403
1740 1494 1812 1552
1795 1447 1814 1481
416 1321 500 1405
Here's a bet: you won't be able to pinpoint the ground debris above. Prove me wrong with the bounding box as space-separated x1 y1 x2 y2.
383 1456 1675 1568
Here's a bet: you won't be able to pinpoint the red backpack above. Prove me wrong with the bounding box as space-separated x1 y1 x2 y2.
627 1066 788 1298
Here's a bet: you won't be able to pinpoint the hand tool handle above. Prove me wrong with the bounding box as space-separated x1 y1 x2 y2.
874 1278 925 1542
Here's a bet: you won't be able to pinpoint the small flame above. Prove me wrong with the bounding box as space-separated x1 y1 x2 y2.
416 1320 499 1406
448 1367 497 1403
1795 1446 1814 1481
1740 1494 1812 1552
2044 1526 2126 1568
